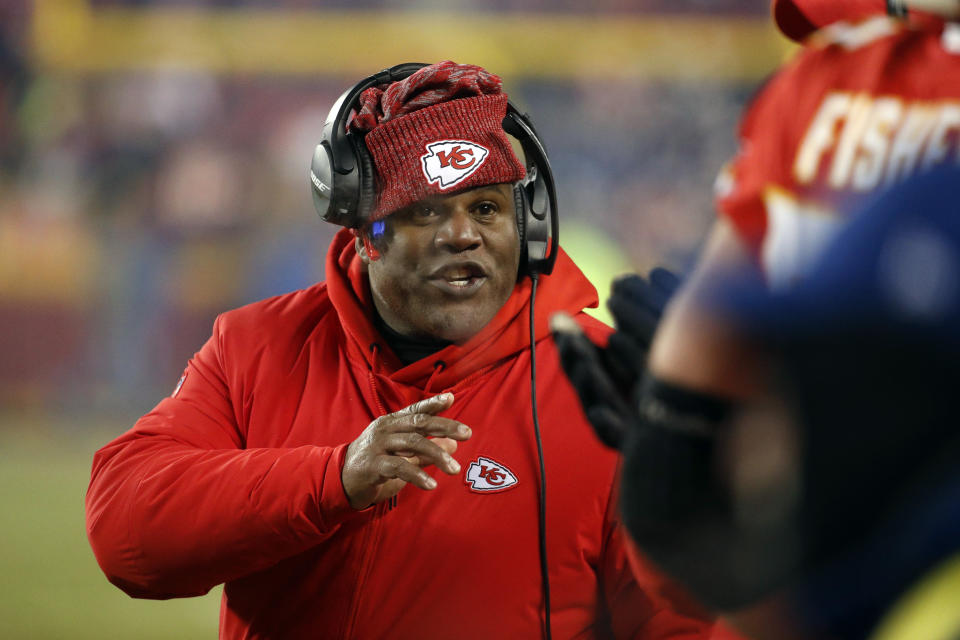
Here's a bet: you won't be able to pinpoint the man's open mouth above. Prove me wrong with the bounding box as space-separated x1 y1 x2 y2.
430 263 488 294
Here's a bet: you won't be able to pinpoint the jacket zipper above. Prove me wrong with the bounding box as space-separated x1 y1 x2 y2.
342 501 387 639
343 358 392 638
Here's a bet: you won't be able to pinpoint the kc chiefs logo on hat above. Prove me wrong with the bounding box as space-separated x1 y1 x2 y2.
464 456 518 493
421 140 489 190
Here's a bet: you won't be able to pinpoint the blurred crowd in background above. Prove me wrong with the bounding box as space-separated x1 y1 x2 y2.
0 0 787 418
0 2 796 637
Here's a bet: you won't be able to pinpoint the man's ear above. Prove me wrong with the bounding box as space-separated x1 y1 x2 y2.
355 234 371 264
355 232 381 263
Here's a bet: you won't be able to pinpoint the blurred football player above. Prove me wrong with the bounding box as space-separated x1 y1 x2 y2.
701 165 960 640
555 0 960 635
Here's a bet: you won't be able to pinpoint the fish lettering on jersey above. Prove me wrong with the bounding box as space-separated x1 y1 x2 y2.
794 91 960 192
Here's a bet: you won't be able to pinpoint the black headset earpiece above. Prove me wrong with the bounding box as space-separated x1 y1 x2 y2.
311 62 429 229
514 184 527 251
503 106 559 277
310 62 559 276
355 142 377 221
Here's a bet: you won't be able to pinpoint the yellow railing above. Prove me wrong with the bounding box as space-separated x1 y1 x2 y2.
31 0 795 80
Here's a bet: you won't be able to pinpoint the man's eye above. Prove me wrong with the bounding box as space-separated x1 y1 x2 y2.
414 206 438 220
475 202 498 216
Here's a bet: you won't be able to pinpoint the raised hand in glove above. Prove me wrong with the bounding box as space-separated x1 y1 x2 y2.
551 267 681 449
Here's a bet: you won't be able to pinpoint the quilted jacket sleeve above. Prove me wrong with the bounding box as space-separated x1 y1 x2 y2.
85 314 359 599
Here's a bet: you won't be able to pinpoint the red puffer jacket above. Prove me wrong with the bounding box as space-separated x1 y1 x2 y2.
86 229 721 639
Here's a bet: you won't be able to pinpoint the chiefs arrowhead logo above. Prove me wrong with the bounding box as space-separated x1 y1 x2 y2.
464 456 519 493
421 140 489 190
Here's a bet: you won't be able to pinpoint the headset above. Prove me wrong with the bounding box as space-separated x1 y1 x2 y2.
310 62 559 277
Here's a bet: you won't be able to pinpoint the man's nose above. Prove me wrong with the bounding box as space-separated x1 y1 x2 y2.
435 209 481 252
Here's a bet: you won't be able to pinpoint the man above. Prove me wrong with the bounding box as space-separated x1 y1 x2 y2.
627 5 960 602
85 61 717 639
693 165 960 640
555 0 960 625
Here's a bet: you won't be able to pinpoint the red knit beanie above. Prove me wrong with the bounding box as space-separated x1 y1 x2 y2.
348 61 526 222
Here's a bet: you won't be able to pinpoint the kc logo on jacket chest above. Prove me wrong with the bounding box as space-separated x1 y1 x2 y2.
464 456 518 493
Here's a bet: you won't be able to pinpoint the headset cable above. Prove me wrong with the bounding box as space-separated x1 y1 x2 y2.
528 272 552 640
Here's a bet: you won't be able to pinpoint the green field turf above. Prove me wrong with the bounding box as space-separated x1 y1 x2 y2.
0 418 220 639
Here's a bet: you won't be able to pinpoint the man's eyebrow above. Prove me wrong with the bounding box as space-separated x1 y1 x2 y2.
414 187 509 208
467 186 511 199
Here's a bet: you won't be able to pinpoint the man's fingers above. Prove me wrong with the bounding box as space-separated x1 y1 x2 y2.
607 294 659 346
607 267 681 349
383 394 471 441
649 267 682 299
611 274 664 314
344 394 468 509
379 413 472 440
375 456 438 491
606 331 645 366
399 438 458 467
430 437 458 457
586 406 627 450
552 312 631 449
553 330 608 402
603 331 646 389
552 312 635 399
383 432 461 475
395 393 455 417
611 268 680 317
551 313 605 396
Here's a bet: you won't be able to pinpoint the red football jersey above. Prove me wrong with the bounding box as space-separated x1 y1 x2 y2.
716 18 960 287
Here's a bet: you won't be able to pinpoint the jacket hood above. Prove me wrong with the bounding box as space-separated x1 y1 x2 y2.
325 228 598 392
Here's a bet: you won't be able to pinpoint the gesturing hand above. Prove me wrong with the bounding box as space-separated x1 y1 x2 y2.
551 268 681 449
341 393 472 510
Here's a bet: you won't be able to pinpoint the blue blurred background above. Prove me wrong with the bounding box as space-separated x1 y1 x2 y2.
0 1 791 636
